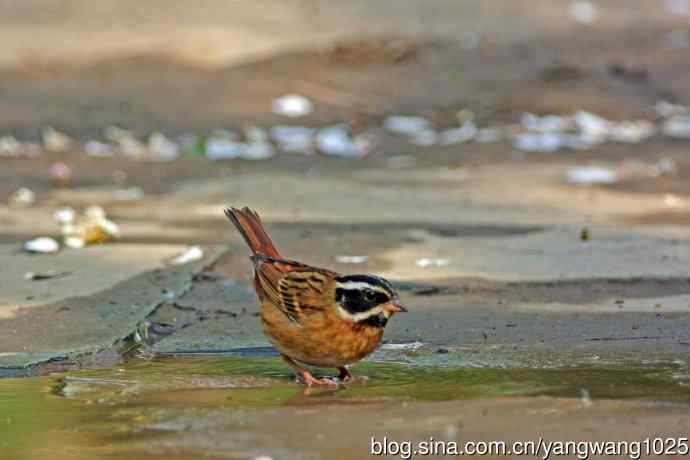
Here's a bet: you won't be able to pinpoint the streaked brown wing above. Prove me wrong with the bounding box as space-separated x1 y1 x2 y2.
253 256 338 322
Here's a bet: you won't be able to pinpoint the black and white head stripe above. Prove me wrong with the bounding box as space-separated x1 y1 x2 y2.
334 274 398 325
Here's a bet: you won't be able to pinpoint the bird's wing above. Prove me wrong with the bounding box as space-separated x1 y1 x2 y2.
253 255 338 322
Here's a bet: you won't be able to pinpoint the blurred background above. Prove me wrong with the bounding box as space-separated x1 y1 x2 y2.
2 2 690 458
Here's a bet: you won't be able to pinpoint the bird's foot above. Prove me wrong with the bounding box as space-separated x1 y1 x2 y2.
298 370 340 387
337 366 352 383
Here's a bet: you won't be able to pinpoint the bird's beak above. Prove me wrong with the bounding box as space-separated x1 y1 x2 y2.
383 299 407 313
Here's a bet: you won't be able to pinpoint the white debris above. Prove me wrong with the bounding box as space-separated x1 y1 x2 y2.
513 132 562 152
381 341 425 350
335 255 369 264
169 246 204 265
654 101 688 119
118 137 146 157
663 115 690 138
566 166 618 185
244 126 268 144
409 129 437 146
206 139 245 160
665 0 690 15
270 126 315 153
574 111 610 143
62 206 120 248
439 121 478 145
415 258 450 268
85 141 115 157
316 125 370 157
663 194 690 209
53 207 76 224
521 113 571 133
569 1 599 24
104 126 133 143
241 141 275 160
8 188 36 208
383 116 431 135
609 121 656 144
42 127 72 152
24 237 60 254
272 94 314 118
148 132 179 161
0 136 21 156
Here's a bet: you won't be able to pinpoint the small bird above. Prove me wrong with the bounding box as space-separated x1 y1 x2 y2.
225 207 406 386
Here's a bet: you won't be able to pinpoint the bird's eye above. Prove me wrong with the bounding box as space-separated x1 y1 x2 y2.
364 290 376 301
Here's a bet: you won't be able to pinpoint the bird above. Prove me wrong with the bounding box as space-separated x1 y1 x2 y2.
224 206 407 386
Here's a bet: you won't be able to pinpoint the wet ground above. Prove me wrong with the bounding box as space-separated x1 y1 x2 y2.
2 356 690 460
2 1 690 458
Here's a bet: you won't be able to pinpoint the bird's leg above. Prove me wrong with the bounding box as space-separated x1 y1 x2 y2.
337 366 352 383
281 355 338 387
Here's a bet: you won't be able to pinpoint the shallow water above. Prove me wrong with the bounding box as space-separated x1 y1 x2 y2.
1 356 689 460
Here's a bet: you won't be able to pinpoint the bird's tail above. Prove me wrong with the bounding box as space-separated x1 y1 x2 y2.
224 207 281 258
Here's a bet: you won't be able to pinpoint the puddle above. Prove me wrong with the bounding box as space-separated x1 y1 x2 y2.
1 356 689 460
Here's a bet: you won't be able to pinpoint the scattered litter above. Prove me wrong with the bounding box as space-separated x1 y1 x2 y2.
148 132 179 161
575 111 610 143
104 126 133 143
316 125 370 157
84 141 115 157
409 128 437 146
569 1 599 24
566 166 618 185
662 115 690 138
272 94 313 118
24 237 60 254
241 140 275 160
335 255 369 264
54 207 76 224
383 116 431 135
608 121 655 143
206 138 245 160
62 206 120 248
168 246 204 265
416 258 450 268
521 113 571 133
50 162 73 187
42 127 72 152
24 271 71 281
270 126 315 153
513 132 562 152
381 341 425 350
663 194 690 209
654 101 688 119
439 121 477 145
8 187 36 208
0 136 21 156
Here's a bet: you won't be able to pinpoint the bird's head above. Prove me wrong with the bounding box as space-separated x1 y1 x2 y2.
334 274 406 327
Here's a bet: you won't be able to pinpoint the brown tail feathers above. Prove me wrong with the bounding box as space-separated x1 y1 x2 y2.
224 207 281 258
